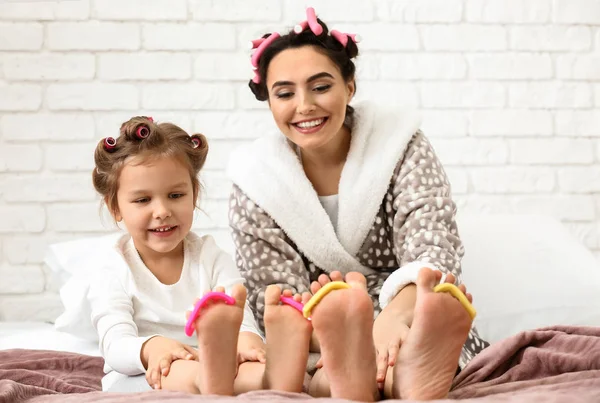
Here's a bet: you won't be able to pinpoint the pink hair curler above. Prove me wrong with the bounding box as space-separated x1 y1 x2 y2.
293 20 308 34
249 37 266 49
104 137 117 152
248 7 361 84
191 136 201 149
184 291 236 337
293 7 323 36
331 30 361 47
250 32 281 68
135 125 149 139
145 116 154 123
279 295 305 315
251 69 261 84
250 32 281 83
305 7 323 35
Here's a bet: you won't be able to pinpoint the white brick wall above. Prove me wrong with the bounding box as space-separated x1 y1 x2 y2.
0 0 599 321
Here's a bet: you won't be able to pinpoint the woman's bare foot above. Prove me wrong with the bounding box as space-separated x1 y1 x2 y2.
310 271 344 294
192 285 245 395
393 268 473 400
262 286 312 392
310 272 378 402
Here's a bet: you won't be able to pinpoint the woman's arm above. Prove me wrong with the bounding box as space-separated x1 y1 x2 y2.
379 131 464 318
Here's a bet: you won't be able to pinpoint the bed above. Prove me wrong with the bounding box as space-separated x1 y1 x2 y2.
2 214 600 402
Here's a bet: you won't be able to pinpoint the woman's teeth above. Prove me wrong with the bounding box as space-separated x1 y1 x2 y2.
296 118 324 128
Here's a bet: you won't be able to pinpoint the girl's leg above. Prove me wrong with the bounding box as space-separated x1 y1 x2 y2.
161 361 268 395
160 360 202 393
234 362 266 394
165 284 314 395
160 353 268 394
160 282 247 395
261 285 312 392
235 286 314 394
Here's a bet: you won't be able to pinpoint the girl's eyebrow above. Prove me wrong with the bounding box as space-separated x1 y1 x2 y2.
128 182 188 195
271 72 334 90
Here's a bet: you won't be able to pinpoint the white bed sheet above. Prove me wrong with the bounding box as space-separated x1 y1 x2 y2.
0 321 100 356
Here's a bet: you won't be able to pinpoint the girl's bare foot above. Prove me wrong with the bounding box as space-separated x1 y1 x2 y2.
262 286 312 392
192 285 245 395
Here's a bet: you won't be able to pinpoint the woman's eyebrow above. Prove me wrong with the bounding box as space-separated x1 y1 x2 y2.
271 72 334 90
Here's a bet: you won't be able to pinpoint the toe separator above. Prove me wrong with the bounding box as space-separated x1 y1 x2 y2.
433 283 476 320
184 291 236 337
303 281 351 319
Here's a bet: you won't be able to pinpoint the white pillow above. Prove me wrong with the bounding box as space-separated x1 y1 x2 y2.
45 232 125 341
0 322 100 356
457 213 600 344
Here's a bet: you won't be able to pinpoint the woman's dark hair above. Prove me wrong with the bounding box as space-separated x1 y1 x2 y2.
248 18 359 126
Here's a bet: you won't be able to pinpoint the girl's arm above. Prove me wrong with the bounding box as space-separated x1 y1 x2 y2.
88 267 156 376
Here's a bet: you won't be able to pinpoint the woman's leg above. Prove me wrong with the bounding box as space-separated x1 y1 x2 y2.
308 272 379 402
389 268 473 400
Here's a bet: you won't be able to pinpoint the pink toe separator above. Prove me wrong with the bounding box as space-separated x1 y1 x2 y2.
185 291 236 337
279 296 305 314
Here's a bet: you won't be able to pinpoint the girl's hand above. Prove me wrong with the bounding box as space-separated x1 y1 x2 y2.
142 336 197 389
237 331 267 365
237 346 267 364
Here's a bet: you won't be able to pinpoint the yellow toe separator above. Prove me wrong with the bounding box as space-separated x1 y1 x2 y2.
303 281 351 319
433 283 476 320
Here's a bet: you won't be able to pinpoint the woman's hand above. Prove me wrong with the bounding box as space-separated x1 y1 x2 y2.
372 307 411 389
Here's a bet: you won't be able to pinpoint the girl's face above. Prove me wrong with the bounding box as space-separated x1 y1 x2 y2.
113 155 195 260
265 46 355 151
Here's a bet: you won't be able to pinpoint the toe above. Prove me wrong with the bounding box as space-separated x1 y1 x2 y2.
345 272 367 289
416 268 440 290
310 281 322 294
318 274 331 286
231 284 247 309
264 285 282 306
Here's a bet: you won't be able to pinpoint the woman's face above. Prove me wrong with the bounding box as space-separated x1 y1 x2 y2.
265 46 355 151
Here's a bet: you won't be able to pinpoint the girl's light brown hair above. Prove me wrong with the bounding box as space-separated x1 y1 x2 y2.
92 116 208 217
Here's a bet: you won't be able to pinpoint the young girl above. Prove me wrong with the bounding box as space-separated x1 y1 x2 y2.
90 117 310 395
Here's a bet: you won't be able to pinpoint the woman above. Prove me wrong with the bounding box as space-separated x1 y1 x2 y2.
227 7 488 401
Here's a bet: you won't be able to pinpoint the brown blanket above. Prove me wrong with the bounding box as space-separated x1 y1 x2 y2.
449 325 600 401
2 326 599 402
0 349 103 403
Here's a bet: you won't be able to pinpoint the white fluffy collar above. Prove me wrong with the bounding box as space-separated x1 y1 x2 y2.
227 101 421 274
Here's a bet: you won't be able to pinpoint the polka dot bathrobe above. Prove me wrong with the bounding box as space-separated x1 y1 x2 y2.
226 101 488 371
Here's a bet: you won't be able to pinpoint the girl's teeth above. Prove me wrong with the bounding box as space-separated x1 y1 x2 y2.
154 227 173 232
297 119 324 128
